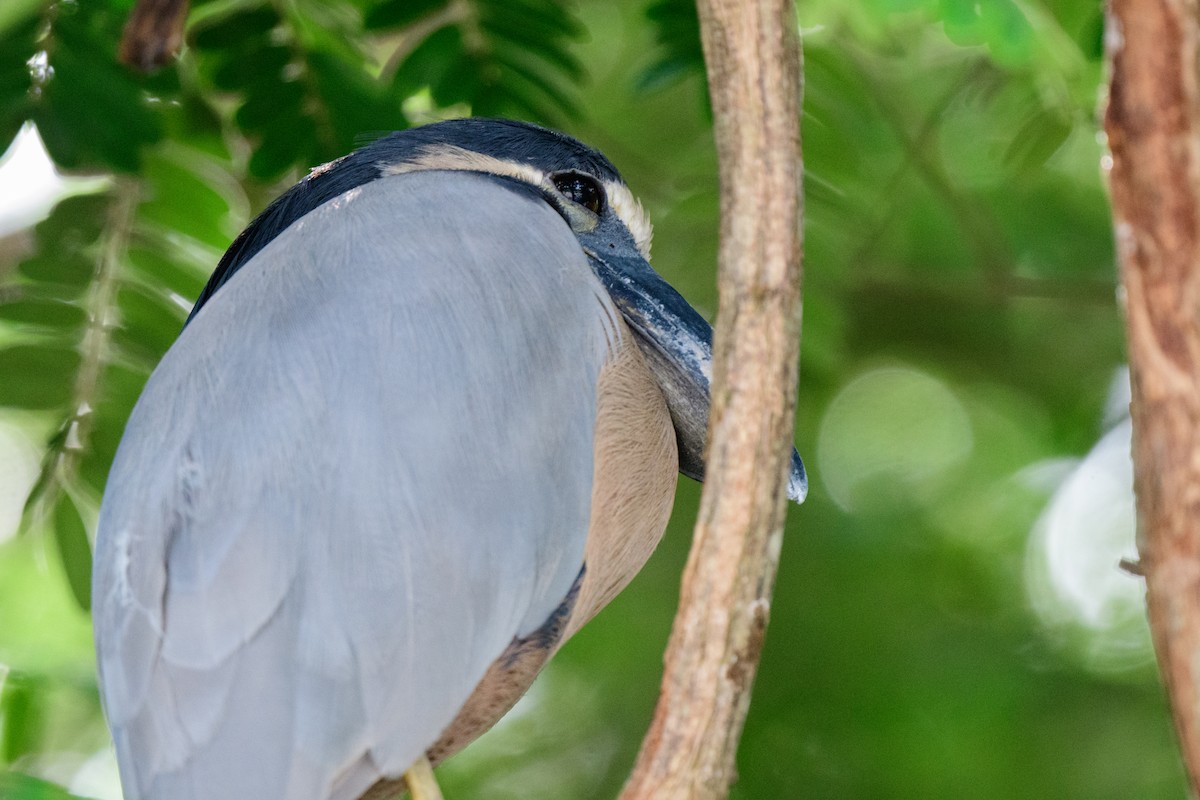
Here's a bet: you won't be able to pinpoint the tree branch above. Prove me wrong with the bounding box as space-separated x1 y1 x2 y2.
1104 0 1200 793
619 1 803 797
118 0 189 72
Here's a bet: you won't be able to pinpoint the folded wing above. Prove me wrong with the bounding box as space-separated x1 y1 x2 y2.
93 171 620 800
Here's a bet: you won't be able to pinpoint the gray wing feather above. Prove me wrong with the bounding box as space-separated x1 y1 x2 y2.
93 171 619 800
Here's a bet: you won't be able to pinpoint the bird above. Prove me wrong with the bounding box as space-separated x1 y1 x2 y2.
92 117 807 800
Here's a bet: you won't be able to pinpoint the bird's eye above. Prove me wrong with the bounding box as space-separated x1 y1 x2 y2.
551 171 605 215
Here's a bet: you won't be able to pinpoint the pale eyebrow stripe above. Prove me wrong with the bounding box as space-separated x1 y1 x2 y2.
379 144 654 260
378 144 547 186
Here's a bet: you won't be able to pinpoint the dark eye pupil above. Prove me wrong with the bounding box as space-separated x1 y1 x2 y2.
552 172 603 214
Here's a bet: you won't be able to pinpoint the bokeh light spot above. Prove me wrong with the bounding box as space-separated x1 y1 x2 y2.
817 365 974 513
1026 418 1151 672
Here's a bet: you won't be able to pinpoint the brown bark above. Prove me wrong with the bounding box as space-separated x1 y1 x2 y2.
119 0 189 72
618 1 804 798
1105 0 1200 793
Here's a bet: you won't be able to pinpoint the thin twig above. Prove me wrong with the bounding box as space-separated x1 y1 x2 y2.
618 1 804 797
380 2 469 81
25 180 139 521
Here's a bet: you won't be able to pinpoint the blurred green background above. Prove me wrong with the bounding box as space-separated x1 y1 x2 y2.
0 0 1177 798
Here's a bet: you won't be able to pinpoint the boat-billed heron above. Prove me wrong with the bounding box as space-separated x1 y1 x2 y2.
92 118 807 800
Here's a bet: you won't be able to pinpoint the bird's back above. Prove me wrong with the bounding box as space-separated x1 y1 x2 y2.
93 171 621 799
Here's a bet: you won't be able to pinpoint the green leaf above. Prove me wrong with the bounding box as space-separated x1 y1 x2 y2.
640 0 703 91
0 14 37 144
0 772 86 800
491 55 579 121
0 298 87 330
363 0 448 31
192 7 282 50
428 52 481 108
473 82 547 124
1004 110 1072 171
0 0 40 39
481 23 584 83
17 254 94 294
235 80 306 130
0 674 43 764
52 494 91 612
125 244 208 302
160 94 230 156
284 14 372 72
139 152 239 249
248 113 318 179
18 194 111 292
211 45 291 92
78 361 151 495
392 25 463 98
34 194 111 249
478 0 582 40
35 12 165 172
113 279 187 363
636 58 693 94
308 49 407 151
0 345 81 410
937 0 1034 67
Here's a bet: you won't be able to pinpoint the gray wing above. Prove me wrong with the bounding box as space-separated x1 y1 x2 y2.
92 171 620 800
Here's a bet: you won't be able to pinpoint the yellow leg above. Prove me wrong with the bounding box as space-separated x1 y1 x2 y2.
404 755 445 800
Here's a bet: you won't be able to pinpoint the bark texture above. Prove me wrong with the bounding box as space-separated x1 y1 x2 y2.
1105 0 1200 793
618 1 803 798
119 0 189 72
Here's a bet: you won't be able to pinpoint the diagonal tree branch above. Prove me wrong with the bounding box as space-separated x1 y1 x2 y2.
619 1 803 797
1105 0 1200 793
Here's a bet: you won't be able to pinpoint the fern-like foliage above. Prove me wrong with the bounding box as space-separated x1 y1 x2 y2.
368 0 585 121
640 0 703 92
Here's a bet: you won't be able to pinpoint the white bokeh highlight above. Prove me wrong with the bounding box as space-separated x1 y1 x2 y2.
0 123 73 237
1025 369 1150 671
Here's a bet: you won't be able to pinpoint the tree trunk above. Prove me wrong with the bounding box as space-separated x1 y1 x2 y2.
618 1 804 798
1105 0 1200 793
